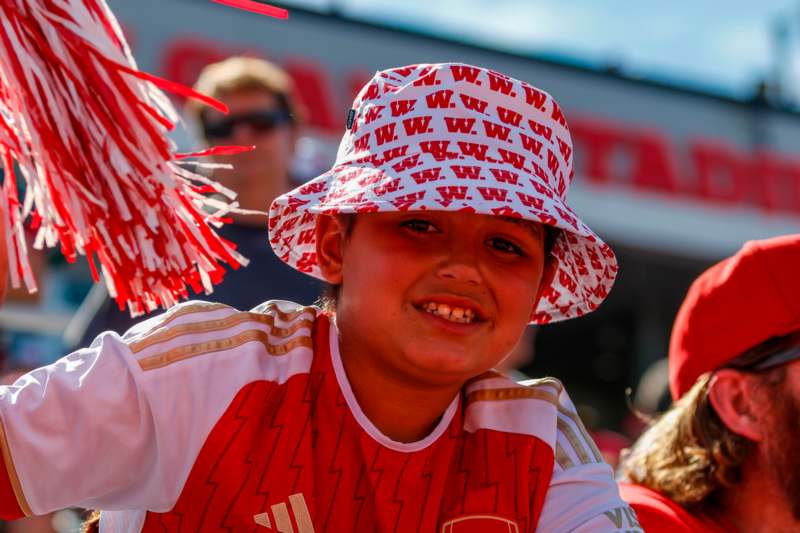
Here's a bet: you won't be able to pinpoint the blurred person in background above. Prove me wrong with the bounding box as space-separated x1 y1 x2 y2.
66 57 321 347
619 234 800 533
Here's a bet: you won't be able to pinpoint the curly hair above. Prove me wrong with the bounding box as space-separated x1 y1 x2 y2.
620 373 752 508
620 333 793 510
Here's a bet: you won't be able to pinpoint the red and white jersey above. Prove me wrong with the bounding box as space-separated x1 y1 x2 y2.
0 300 641 532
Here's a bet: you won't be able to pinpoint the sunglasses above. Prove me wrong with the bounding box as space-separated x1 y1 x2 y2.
202 108 293 140
727 333 800 372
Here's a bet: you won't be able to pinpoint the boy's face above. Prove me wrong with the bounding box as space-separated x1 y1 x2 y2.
317 211 549 386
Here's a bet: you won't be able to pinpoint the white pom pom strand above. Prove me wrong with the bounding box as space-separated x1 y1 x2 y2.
0 0 256 316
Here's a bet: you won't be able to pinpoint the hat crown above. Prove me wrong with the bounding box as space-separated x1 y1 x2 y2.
669 234 800 399
325 63 574 212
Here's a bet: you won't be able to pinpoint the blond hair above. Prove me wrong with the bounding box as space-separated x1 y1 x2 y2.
621 331 794 510
620 374 751 508
187 56 305 127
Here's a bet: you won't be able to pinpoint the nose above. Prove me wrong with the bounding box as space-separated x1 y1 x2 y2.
435 238 482 285
231 123 256 143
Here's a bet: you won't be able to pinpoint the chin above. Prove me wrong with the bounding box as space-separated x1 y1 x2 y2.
403 343 489 380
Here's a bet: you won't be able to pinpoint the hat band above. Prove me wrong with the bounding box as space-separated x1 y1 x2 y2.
726 332 800 371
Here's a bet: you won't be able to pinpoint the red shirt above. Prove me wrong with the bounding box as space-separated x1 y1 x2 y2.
0 300 640 532
619 483 733 533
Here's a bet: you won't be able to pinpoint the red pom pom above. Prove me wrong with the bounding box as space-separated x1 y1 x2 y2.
0 0 256 315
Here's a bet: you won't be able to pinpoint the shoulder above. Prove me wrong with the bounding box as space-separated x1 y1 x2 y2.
619 483 715 533
464 373 602 468
120 299 320 374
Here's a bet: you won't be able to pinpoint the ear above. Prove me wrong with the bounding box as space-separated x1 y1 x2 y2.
315 215 346 285
708 370 764 442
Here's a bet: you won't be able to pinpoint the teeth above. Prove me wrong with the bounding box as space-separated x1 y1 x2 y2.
420 302 477 324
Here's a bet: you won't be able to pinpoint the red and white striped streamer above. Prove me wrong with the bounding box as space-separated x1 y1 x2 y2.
0 0 256 315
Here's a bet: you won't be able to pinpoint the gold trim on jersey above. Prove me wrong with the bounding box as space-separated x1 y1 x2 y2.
138 330 313 371
251 302 313 323
556 418 593 465
129 311 313 354
0 418 32 516
518 378 605 464
467 385 603 466
150 302 231 330
560 412 603 464
467 387 558 404
555 443 576 470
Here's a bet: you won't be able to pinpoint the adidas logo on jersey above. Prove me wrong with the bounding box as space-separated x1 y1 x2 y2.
254 493 315 532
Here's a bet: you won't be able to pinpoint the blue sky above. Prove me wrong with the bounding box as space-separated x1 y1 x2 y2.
281 0 800 102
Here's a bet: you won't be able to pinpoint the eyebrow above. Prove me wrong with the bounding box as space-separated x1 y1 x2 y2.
499 216 545 238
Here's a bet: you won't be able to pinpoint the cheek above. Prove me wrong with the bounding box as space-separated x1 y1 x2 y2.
492 262 544 316
488 274 542 351
496 282 538 336
341 236 428 306
345 247 409 297
256 129 293 154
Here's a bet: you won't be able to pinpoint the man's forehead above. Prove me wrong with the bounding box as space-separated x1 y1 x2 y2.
208 89 280 116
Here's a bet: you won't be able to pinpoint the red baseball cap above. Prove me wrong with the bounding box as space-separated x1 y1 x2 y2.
669 234 800 399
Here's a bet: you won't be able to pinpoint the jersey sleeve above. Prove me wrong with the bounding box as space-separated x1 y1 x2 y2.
0 300 316 517
534 384 644 533
0 328 163 516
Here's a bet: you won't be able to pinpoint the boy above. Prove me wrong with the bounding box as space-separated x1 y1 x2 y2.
0 63 640 532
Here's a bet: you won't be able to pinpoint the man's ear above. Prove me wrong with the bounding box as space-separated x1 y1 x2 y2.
708 370 763 442
315 215 346 285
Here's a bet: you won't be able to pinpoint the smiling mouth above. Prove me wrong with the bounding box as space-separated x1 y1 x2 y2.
418 301 478 324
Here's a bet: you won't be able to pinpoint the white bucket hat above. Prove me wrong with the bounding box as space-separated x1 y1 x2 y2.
269 63 618 323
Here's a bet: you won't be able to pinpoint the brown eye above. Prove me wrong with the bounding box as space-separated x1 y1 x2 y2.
401 219 438 233
487 237 523 255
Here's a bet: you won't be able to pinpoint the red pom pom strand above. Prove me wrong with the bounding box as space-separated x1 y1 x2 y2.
0 0 264 315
